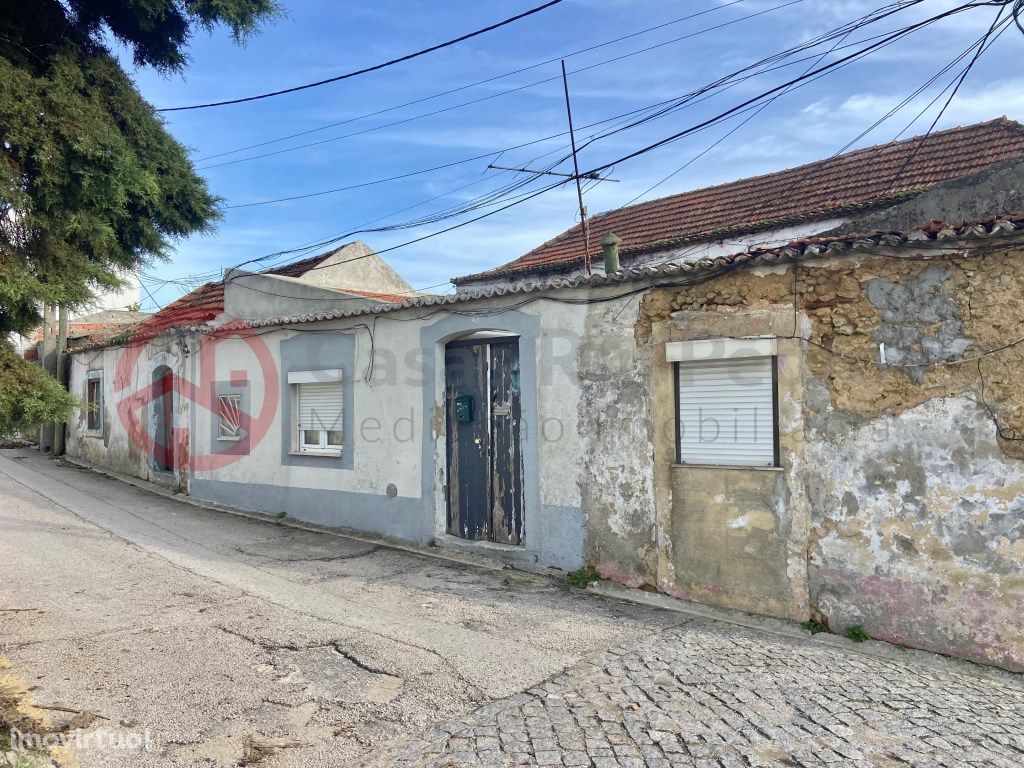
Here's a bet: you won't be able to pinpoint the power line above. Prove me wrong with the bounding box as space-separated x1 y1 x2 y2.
637 2 1011 249
219 5 898 211
579 0 994 179
270 0 1001 283
150 0 1003 303
883 2 1011 191
222 102 659 208
195 0 747 163
157 0 566 112
620 17 861 208
636 14 1014 275
196 0 804 170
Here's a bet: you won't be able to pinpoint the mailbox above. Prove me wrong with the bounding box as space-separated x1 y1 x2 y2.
454 394 473 423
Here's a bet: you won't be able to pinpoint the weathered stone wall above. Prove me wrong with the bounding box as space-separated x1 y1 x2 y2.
640 247 1024 669
578 294 658 587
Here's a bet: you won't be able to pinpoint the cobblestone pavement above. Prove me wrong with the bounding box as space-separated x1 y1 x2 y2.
361 617 1024 768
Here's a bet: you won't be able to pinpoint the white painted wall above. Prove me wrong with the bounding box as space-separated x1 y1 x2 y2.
65 292 592 567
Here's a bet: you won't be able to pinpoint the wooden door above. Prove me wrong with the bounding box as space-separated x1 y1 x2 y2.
444 339 523 544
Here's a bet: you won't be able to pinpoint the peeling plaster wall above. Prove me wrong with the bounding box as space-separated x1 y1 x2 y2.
67 336 193 488
577 292 657 587
648 309 810 621
806 396 1024 670
641 247 1024 669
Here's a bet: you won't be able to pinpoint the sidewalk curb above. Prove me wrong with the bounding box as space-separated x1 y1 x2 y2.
55 453 525 577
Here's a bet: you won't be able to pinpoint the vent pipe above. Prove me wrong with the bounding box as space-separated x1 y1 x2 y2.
601 233 622 274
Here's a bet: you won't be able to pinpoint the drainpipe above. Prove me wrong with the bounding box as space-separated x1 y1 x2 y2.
601 233 622 274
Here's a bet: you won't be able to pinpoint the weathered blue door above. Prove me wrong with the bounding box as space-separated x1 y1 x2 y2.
445 338 523 544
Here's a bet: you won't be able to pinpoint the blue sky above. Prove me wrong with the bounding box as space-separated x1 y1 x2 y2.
124 0 1024 309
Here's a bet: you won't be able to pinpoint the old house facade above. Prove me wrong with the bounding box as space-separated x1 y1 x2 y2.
63 123 1024 672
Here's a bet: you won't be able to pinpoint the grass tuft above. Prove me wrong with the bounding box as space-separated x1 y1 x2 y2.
846 624 870 643
563 566 600 589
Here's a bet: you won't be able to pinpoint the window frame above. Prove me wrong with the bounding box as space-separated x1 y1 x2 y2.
85 369 103 433
217 393 243 442
668 338 780 469
289 369 344 457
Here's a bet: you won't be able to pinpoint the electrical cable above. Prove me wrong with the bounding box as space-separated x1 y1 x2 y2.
197 0 804 171
215 2 928 214
206 0 992 291
146 0 1007 306
157 0 567 112
882 2 1011 192
195 0 747 162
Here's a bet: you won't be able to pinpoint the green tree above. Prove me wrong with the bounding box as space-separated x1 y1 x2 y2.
0 0 279 434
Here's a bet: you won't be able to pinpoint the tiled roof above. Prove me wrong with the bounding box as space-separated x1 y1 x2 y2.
23 310 151 357
134 282 226 341
131 248 352 341
72 213 1024 350
454 117 1024 285
236 213 1024 329
27 310 151 343
131 244 415 341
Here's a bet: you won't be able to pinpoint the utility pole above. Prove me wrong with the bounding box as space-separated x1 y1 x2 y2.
561 59 592 276
53 303 68 456
39 303 56 451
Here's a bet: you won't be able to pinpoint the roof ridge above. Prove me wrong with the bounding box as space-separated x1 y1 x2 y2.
456 117 1024 284
531 117 1024 249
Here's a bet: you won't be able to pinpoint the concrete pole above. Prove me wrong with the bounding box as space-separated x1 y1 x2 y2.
39 303 56 451
53 303 68 455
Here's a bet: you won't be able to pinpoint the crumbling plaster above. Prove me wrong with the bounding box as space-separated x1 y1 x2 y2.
578 292 658 586
640 247 1024 669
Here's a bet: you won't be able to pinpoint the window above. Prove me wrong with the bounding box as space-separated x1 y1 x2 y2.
288 370 343 455
668 338 778 467
218 394 243 441
86 370 103 432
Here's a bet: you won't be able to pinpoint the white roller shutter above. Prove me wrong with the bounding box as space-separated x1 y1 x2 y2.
676 356 776 467
296 380 343 432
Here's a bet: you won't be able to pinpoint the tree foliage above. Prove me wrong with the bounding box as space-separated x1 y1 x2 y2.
0 0 278 428
0 342 78 437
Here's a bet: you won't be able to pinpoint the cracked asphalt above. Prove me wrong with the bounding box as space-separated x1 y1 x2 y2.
2 449 1023 768
0 450 677 767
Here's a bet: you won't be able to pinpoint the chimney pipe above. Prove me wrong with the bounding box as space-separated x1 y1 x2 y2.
601 233 622 274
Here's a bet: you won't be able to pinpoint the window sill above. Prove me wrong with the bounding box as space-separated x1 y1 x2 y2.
671 463 783 471
217 437 242 442
289 449 343 458
83 431 103 439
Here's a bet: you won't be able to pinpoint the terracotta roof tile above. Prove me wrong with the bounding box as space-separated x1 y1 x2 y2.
134 282 225 340
132 248 352 340
74 213 1024 349
454 117 1024 284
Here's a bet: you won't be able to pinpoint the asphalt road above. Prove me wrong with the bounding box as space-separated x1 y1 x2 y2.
0 449 677 767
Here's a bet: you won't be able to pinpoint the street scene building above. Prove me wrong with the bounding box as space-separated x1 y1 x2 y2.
63 120 1024 672
6 3 1024 766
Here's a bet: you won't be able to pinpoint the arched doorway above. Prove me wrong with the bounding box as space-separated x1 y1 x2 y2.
444 335 524 545
152 365 174 473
